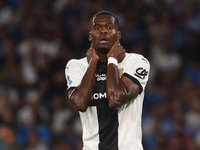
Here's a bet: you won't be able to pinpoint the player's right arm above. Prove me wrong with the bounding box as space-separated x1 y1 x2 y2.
65 46 99 112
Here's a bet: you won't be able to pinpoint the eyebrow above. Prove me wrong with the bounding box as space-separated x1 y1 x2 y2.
92 22 115 27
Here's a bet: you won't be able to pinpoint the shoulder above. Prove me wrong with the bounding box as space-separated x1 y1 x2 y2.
123 53 150 66
66 57 88 68
65 57 88 73
67 57 87 65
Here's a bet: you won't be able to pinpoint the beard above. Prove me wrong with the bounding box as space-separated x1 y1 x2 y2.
97 47 110 54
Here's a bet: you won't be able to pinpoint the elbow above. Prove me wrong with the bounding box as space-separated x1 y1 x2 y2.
67 89 89 112
69 98 88 112
75 105 88 112
108 96 123 109
109 103 119 109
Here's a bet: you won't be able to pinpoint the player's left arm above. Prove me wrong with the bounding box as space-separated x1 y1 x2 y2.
106 42 150 109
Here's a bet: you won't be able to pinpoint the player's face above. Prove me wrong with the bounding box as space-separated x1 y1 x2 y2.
89 15 121 54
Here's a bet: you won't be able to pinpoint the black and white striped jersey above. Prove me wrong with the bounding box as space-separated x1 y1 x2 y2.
65 53 150 150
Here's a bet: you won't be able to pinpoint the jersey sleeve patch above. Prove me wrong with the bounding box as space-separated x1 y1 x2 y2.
66 75 72 86
123 54 150 92
134 67 148 80
65 59 85 90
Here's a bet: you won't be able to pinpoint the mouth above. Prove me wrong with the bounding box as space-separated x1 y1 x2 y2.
99 36 108 44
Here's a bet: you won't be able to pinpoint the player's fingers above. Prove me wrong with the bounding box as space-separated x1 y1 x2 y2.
116 40 120 45
87 47 91 52
91 43 95 49
123 48 126 53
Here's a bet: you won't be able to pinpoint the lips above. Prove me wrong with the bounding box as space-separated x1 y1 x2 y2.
99 36 109 44
100 40 108 44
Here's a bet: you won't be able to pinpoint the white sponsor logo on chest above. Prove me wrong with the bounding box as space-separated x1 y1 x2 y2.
92 92 107 100
96 74 106 81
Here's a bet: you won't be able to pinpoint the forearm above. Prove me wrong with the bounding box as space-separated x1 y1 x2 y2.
69 59 98 112
106 64 129 109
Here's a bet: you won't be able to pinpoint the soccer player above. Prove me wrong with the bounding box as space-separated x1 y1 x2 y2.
65 10 150 150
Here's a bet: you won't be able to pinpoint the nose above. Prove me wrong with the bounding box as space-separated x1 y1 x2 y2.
100 27 108 34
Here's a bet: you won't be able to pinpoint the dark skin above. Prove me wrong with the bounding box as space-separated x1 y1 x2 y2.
68 14 140 112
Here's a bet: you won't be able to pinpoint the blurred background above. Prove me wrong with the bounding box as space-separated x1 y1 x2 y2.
0 0 200 149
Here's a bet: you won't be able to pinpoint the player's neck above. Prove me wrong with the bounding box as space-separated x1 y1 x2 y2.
98 53 126 63
98 53 107 62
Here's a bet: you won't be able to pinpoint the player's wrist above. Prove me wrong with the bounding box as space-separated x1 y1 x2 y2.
107 52 115 58
89 57 99 65
107 57 118 67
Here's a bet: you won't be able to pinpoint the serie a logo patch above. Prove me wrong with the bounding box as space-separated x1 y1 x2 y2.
67 75 72 86
118 68 124 78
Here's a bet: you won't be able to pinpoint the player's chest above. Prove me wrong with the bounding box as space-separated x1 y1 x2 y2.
93 66 124 97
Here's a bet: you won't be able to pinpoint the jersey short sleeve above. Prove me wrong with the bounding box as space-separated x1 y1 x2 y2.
65 59 85 92
122 54 150 94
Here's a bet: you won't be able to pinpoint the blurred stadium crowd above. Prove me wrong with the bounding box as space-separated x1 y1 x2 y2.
0 0 200 149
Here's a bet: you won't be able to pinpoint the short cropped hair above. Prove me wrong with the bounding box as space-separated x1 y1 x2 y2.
90 10 119 29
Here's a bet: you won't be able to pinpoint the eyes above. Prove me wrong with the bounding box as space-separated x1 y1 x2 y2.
107 26 113 30
94 25 114 30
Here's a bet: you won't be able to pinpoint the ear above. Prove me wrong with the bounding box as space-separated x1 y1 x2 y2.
117 31 121 40
89 32 92 41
